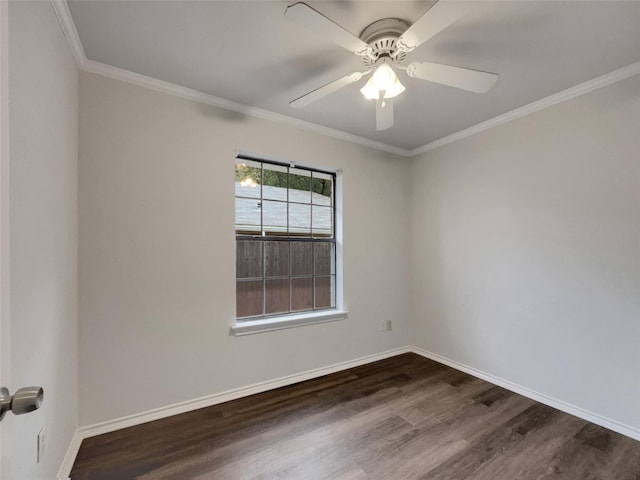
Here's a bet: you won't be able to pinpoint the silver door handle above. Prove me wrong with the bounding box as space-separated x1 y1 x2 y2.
0 386 44 422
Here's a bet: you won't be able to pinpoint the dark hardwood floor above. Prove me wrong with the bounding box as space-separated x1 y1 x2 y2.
70 353 640 480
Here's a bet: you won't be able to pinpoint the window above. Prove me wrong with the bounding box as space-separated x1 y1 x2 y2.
235 153 342 329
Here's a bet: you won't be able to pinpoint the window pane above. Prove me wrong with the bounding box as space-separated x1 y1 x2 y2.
289 168 311 204
263 163 288 201
291 277 313 312
235 197 261 234
312 172 333 206
315 276 335 309
237 279 263 318
265 241 289 277
236 241 262 278
291 242 313 276
235 157 337 320
262 200 287 235
289 203 310 236
312 205 333 237
265 279 289 315
314 242 334 275
235 160 261 199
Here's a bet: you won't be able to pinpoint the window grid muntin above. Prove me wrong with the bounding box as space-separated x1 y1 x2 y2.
235 157 336 320
236 240 336 319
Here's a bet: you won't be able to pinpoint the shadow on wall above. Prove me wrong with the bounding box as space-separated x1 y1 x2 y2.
197 102 249 122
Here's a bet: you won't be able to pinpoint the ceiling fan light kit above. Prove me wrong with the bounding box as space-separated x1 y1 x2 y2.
284 1 499 131
360 60 406 100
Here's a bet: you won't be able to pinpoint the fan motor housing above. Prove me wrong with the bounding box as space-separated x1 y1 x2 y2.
360 18 409 67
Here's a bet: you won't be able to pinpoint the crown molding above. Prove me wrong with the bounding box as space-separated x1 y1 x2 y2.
80 59 412 157
50 0 640 159
50 0 86 67
48 1 411 157
409 61 640 157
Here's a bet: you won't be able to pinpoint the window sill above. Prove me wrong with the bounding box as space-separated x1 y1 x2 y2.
231 310 348 336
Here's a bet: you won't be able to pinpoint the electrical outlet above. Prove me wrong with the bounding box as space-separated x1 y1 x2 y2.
380 320 393 332
37 427 45 463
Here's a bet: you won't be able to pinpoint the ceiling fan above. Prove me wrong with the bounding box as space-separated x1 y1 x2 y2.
284 1 499 130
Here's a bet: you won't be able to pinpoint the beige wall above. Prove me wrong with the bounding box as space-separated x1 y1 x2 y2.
78 72 411 426
9 2 78 478
78 69 640 435
410 76 640 431
5 0 638 468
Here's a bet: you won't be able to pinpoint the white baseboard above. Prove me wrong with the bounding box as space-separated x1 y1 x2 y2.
409 346 640 442
57 429 82 480
57 346 411 478
58 343 639 478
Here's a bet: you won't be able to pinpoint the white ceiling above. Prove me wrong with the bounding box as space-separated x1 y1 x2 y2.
67 1 640 151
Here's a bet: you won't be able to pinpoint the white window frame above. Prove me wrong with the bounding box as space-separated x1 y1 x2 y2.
231 151 346 336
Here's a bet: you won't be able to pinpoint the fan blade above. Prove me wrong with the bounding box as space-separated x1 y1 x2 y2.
290 72 365 108
376 97 394 131
407 61 498 93
397 1 468 53
284 3 372 58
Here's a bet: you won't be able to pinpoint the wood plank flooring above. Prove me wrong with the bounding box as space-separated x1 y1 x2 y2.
70 353 640 480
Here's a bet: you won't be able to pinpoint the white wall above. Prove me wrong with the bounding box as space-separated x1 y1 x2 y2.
78 72 411 426
0 1 10 477
410 76 640 431
8 2 78 478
